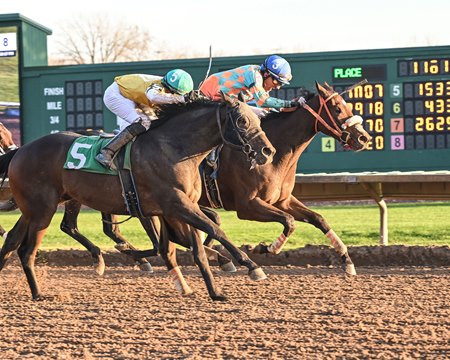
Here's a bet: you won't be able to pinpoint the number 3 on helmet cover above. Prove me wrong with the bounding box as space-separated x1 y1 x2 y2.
162 69 194 95
261 55 292 85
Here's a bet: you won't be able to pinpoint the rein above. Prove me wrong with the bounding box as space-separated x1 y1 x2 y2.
215 105 263 158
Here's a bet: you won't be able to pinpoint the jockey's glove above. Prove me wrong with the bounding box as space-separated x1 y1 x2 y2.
184 90 204 103
290 97 307 108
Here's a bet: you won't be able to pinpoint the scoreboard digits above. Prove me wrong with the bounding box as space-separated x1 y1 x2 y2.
333 83 385 151
329 57 450 153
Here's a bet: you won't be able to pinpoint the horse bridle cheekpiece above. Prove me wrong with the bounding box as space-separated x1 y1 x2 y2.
303 81 366 147
215 103 263 168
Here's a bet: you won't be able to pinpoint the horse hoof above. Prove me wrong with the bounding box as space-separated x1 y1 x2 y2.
249 267 267 281
220 261 237 273
139 262 154 273
181 287 194 297
32 294 47 301
211 294 228 302
345 263 357 276
94 257 105 276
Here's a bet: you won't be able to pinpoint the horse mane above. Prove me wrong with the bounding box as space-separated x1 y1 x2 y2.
155 99 219 122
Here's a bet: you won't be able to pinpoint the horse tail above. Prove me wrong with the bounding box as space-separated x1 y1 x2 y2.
0 149 18 180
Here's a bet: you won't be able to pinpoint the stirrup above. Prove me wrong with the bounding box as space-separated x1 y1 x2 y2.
96 151 117 170
95 153 112 167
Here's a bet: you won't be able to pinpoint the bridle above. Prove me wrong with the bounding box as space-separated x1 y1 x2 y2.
215 103 264 166
302 80 367 145
303 92 363 145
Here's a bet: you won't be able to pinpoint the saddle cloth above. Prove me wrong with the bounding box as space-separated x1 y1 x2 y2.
64 136 130 175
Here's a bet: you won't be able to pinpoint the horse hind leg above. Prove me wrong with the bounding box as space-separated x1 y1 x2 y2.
200 206 236 272
61 200 105 276
0 215 28 271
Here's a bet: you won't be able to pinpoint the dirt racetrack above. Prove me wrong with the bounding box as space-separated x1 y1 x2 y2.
0 246 449 359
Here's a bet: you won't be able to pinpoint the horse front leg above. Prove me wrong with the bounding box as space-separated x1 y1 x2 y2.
164 217 226 301
231 197 296 255
163 196 265 299
278 195 356 276
61 200 105 275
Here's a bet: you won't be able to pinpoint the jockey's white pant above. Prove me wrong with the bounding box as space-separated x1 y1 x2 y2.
103 82 150 131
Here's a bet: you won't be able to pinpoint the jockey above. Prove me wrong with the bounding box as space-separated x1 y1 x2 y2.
199 54 305 117
96 69 196 169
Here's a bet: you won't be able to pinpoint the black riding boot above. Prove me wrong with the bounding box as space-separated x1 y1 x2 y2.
96 121 147 169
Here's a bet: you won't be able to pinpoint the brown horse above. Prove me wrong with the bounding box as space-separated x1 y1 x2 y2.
199 81 372 275
0 93 275 301
57 81 372 277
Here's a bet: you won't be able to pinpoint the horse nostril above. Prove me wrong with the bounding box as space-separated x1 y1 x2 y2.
262 146 275 158
359 135 369 143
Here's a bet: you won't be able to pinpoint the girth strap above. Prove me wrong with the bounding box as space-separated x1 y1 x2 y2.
114 146 145 218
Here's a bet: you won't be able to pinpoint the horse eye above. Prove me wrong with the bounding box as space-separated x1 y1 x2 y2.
335 106 342 114
237 117 248 129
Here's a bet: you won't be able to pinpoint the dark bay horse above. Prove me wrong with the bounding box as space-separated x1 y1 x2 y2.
59 81 372 277
0 94 275 301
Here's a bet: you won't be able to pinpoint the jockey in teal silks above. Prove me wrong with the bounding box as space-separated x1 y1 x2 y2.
200 55 305 118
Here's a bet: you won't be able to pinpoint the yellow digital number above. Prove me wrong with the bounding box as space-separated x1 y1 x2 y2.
424 100 434 113
354 102 364 115
415 117 424 132
436 82 444 96
374 136 384 150
418 82 434 96
364 85 373 99
436 116 445 131
366 118 374 132
374 118 384 133
368 102 384 115
436 99 445 113
375 84 384 98
446 81 450 95
425 117 434 131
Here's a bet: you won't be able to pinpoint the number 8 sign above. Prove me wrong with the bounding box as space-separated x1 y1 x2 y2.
1 33 17 51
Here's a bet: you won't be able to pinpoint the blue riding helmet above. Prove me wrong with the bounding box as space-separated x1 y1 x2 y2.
261 55 292 85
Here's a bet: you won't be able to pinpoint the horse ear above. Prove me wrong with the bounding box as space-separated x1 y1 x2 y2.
324 81 333 91
237 92 245 102
220 90 230 102
315 81 327 97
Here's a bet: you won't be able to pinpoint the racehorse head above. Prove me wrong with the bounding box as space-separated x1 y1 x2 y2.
0 123 18 155
307 82 372 151
218 91 275 167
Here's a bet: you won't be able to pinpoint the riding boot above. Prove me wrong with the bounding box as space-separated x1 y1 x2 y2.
96 121 147 169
